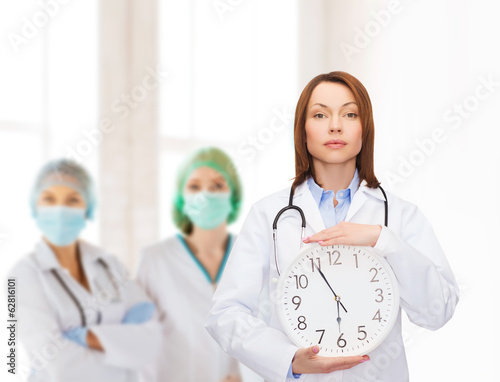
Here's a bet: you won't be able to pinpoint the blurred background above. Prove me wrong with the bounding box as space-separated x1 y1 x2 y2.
1 0 499 380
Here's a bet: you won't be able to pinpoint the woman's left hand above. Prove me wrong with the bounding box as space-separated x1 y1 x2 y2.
303 222 382 247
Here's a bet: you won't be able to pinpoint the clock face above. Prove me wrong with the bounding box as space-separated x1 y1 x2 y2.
277 244 399 356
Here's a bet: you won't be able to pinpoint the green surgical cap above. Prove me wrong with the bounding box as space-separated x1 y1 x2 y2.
173 147 242 234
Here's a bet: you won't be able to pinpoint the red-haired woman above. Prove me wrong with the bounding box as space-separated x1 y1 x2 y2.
206 72 459 381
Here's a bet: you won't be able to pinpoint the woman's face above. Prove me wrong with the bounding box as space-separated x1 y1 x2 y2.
305 81 363 169
183 166 230 194
36 185 86 210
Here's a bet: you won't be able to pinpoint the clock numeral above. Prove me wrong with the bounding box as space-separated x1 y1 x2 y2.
337 333 347 348
372 309 382 322
297 316 307 330
292 296 301 310
294 274 309 289
310 257 321 272
375 288 384 303
357 325 367 340
369 267 379 282
353 253 359 268
315 329 325 344
328 250 342 266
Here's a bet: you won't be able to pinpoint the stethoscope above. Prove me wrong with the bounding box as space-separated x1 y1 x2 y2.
273 185 388 276
51 258 121 326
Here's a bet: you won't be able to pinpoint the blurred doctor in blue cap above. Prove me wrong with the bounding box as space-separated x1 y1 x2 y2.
9 158 161 381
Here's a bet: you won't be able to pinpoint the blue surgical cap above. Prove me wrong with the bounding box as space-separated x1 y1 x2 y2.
30 159 97 220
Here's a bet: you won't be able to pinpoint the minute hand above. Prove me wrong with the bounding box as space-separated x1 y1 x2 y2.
313 262 347 313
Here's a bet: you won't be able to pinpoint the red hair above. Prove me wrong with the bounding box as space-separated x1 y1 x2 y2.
292 71 380 191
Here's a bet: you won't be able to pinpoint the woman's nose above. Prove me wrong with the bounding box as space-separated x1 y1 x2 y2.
329 117 342 133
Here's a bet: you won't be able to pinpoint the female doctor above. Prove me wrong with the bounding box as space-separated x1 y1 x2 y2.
9 159 161 381
206 71 459 381
136 147 242 382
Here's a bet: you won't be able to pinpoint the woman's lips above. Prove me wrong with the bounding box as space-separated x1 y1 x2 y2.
324 139 347 149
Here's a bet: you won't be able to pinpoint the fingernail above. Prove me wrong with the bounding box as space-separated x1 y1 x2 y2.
303 237 309 242
318 240 325 245
359 356 370 363
312 346 319 353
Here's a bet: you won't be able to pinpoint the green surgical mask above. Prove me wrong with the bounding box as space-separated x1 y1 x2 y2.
182 191 232 230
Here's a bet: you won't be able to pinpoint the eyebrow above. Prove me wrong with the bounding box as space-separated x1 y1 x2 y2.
211 176 227 183
41 190 80 196
186 176 226 183
311 102 358 109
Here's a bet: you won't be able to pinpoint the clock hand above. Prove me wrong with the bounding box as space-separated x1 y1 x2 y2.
312 262 347 313
336 300 342 333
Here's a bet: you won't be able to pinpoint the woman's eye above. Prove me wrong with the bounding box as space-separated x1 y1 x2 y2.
314 113 326 119
345 112 358 118
187 184 200 191
210 183 225 191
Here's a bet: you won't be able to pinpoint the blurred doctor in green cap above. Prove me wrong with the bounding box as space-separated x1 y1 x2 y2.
137 147 243 382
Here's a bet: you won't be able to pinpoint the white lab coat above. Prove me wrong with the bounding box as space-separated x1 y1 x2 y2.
8 239 161 382
206 180 459 382
136 235 240 382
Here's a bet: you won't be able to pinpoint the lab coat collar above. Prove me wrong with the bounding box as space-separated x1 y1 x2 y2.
33 240 60 270
359 181 387 201
293 181 326 234
33 239 106 271
346 181 387 222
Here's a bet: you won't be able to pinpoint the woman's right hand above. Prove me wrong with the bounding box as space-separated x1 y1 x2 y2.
292 345 369 374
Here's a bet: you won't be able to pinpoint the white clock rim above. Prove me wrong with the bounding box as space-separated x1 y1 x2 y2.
276 243 400 357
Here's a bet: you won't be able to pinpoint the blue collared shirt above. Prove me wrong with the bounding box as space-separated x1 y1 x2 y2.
307 169 360 228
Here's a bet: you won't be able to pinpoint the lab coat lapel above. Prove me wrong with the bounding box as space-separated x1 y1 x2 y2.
34 240 61 270
345 182 369 223
293 181 325 235
346 182 386 222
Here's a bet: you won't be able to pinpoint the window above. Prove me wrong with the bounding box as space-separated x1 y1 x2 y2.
158 0 299 236
0 1 98 274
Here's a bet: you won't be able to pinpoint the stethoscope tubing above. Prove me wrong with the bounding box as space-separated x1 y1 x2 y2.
273 185 388 276
51 258 120 327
